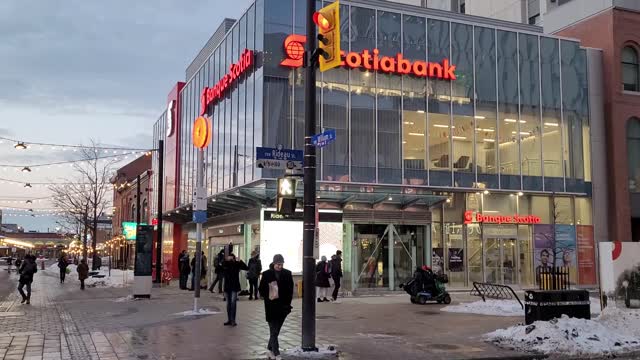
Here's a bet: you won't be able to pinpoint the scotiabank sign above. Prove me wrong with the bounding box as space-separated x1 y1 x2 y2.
280 34 456 80
463 211 541 225
200 49 255 115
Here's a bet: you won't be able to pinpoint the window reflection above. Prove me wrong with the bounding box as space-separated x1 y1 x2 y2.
541 37 563 190
451 23 474 187
428 19 452 186
519 34 542 190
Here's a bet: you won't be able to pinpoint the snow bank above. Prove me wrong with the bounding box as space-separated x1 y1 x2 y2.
284 345 338 358
442 299 524 317
172 309 220 316
48 262 133 288
443 297 602 317
486 307 640 356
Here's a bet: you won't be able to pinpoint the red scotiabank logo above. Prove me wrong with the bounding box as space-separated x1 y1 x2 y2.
464 210 541 225
280 34 456 80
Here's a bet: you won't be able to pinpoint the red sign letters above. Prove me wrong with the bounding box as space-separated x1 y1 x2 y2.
463 210 541 225
280 34 456 80
200 49 254 115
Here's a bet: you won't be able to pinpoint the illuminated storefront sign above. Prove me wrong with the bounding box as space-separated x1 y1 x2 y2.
463 211 541 225
200 48 255 115
280 34 456 80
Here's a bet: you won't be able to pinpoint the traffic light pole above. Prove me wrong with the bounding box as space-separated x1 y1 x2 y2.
155 139 164 285
302 0 318 352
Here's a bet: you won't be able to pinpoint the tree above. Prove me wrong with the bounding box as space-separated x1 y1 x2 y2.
50 141 116 269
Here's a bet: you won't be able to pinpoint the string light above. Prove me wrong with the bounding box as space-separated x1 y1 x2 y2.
0 151 145 170
0 136 154 152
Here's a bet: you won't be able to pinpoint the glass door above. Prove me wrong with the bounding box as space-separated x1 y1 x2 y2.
485 238 501 283
354 225 389 289
502 238 517 285
468 225 483 284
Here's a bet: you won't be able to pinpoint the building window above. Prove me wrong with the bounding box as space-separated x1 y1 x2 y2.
627 117 640 193
622 46 639 92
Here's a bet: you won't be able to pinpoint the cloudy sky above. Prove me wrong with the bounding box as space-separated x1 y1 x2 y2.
0 0 252 231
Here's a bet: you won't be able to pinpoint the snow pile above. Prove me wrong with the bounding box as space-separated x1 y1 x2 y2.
442 299 524 317
284 345 338 358
172 309 220 316
47 263 133 288
486 307 640 356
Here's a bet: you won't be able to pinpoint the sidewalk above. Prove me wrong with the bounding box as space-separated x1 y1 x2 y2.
0 268 541 360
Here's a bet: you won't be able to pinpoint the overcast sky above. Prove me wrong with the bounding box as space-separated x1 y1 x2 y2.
0 0 252 232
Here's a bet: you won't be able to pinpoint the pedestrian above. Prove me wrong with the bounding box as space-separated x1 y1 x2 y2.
259 254 293 360
222 253 248 326
209 249 225 294
315 255 331 302
58 254 69 284
190 252 207 291
18 255 37 304
95 255 102 270
330 250 343 301
178 250 190 290
77 259 89 290
247 250 262 300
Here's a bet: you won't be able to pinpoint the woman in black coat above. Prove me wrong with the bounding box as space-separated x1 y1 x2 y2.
222 254 248 326
315 256 331 302
259 254 293 359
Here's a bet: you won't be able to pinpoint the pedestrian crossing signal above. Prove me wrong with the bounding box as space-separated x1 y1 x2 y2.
277 177 297 215
314 1 341 72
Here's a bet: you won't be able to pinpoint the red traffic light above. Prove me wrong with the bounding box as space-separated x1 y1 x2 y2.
313 11 331 31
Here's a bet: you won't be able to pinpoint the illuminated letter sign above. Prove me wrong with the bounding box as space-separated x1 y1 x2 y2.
166 100 176 137
200 49 255 115
464 210 541 225
280 34 456 80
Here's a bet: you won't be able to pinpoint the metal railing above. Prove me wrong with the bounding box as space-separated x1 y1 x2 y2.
537 266 570 290
471 282 523 309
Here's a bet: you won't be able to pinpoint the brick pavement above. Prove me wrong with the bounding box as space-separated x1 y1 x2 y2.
0 267 539 360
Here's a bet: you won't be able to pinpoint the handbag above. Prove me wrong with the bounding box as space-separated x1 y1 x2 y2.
268 281 279 300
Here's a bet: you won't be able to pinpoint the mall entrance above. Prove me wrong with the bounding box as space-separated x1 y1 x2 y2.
353 224 428 291
483 226 518 285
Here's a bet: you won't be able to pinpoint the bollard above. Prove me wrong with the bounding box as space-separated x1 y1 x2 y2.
297 280 303 298
40 259 45 270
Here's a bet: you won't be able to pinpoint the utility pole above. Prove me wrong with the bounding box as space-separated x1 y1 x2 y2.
155 140 164 284
302 0 318 351
193 148 204 310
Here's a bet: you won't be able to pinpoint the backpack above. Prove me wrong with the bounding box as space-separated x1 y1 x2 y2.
247 259 260 279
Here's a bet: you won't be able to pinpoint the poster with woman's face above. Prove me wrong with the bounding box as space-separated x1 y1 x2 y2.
432 248 444 274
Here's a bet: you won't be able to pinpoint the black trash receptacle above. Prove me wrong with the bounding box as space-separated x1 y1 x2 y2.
525 290 590 325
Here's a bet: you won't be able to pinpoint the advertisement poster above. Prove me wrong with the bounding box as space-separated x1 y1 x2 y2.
555 225 577 268
533 224 554 273
432 248 444 274
448 248 464 272
576 225 597 285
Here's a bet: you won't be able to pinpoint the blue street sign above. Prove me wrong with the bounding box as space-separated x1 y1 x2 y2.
256 147 303 170
193 210 207 224
312 129 336 148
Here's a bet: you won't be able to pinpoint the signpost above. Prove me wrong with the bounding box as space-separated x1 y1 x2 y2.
312 129 336 148
256 146 303 170
133 224 153 298
192 116 211 313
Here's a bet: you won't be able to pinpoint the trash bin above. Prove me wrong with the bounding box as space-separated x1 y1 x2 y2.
525 290 590 325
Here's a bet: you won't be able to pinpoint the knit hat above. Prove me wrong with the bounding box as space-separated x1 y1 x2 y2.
273 254 285 264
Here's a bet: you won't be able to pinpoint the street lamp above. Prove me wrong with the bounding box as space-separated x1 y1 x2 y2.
14 142 27 150
24 183 32 188
21 167 31 173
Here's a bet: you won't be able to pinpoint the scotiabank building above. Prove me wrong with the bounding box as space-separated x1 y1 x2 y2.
151 0 604 291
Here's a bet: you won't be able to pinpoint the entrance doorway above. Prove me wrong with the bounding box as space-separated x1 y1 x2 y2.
354 224 426 290
483 226 517 284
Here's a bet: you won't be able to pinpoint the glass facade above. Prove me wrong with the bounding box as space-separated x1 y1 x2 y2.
155 0 592 207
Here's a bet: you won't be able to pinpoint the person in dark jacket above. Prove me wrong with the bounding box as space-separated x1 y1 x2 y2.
330 250 343 301
189 252 207 291
222 254 248 326
58 254 69 284
209 249 225 294
77 259 89 290
247 250 262 300
259 254 293 360
18 255 37 304
315 256 331 302
178 250 190 290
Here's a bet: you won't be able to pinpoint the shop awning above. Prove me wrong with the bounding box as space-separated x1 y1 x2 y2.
162 179 448 224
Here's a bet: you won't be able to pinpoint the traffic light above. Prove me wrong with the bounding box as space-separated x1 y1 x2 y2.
277 177 298 215
313 1 341 72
